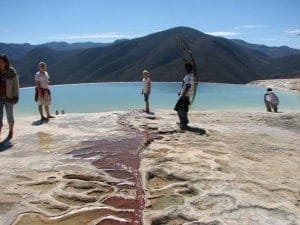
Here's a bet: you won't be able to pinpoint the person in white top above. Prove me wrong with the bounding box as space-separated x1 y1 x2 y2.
35 62 55 121
141 70 151 113
180 72 194 99
264 88 279 112
174 62 195 129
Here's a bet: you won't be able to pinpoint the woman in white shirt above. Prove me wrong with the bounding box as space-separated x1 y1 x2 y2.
35 62 55 121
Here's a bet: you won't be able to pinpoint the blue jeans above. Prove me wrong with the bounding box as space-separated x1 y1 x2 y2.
0 97 14 128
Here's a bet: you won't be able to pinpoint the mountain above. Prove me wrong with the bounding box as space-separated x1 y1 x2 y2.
43 27 259 84
3 27 300 86
12 47 80 86
112 39 130 44
0 42 109 60
49 27 294 84
267 54 300 78
231 39 300 58
0 43 35 60
39 42 110 51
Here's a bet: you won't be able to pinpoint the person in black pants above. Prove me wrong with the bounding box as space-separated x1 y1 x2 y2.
174 62 195 129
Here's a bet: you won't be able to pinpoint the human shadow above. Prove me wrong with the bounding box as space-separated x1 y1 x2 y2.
182 125 207 135
146 111 155 115
32 119 48 126
267 111 283 113
140 109 155 115
0 136 13 152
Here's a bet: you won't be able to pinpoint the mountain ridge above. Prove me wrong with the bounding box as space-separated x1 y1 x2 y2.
1 26 300 87
231 39 300 58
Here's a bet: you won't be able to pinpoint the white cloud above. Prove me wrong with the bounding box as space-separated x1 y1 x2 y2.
206 31 240 37
285 29 300 35
234 25 265 30
49 32 135 40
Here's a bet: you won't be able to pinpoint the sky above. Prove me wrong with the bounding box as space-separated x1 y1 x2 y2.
1 0 300 48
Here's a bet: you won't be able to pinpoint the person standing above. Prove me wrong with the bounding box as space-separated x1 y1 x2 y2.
174 62 195 129
141 70 151 113
0 54 20 139
35 62 55 121
264 88 279 112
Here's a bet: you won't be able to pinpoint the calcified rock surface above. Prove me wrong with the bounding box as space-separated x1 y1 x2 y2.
125 111 300 225
0 112 145 225
249 78 300 92
0 110 299 225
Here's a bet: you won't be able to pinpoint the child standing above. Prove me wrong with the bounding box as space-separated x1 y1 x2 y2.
141 70 151 113
35 62 55 121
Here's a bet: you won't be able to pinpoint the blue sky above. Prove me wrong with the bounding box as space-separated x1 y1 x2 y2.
1 0 300 48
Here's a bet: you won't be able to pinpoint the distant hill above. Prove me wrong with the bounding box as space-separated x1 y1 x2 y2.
231 39 300 58
0 43 34 60
268 54 300 78
12 47 80 86
2 27 300 86
0 42 109 60
39 42 109 51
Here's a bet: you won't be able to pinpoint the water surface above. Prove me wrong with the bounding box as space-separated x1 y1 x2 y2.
16 82 300 117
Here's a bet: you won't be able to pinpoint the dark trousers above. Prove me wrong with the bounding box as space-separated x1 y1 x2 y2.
177 110 189 125
265 101 278 112
174 96 190 126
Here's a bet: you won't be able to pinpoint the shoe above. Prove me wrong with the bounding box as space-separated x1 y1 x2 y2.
180 124 188 130
178 122 188 130
176 122 187 130
41 116 47 121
